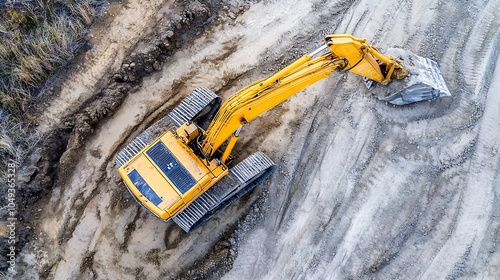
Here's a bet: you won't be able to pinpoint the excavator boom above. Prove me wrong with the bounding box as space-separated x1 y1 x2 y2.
201 34 450 158
201 51 347 157
115 34 450 232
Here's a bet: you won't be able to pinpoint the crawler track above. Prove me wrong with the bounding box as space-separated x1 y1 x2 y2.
174 151 275 232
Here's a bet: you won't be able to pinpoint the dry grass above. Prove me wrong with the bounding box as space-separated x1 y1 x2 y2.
0 0 103 115
0 0 105 183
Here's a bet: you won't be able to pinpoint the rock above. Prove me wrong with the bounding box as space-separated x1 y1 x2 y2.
144 63 153 74
218 241 230 248
42 175 52 185
31 153 42 164
18 165 38 183
150 47 161 58
163 42 173 51
112 73 123 82
165 30 174 38
153 61 161 71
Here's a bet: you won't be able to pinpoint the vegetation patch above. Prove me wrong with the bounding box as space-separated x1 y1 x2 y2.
0 0 106 180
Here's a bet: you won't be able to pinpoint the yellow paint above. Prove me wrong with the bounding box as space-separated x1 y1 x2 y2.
221 133 239 163
125 155 181 209
118 130 228 220
176 123 199 143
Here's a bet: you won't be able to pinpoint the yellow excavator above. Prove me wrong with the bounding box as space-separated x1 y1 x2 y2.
115 34 449 232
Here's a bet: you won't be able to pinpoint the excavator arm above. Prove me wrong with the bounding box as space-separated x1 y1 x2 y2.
201 50 347 158
200 34 433 160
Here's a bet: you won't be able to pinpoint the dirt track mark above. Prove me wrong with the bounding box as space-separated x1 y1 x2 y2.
120 208 141 252
78 251 97 278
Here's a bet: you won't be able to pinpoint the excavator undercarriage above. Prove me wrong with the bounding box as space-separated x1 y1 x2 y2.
116 88 275 232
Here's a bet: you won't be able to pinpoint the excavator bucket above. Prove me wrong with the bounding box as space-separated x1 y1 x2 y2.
367 48 451 105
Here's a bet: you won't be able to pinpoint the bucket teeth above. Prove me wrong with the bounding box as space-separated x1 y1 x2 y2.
369 48 451 105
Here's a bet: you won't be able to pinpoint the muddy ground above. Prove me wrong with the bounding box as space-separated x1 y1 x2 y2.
5 0 500 279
